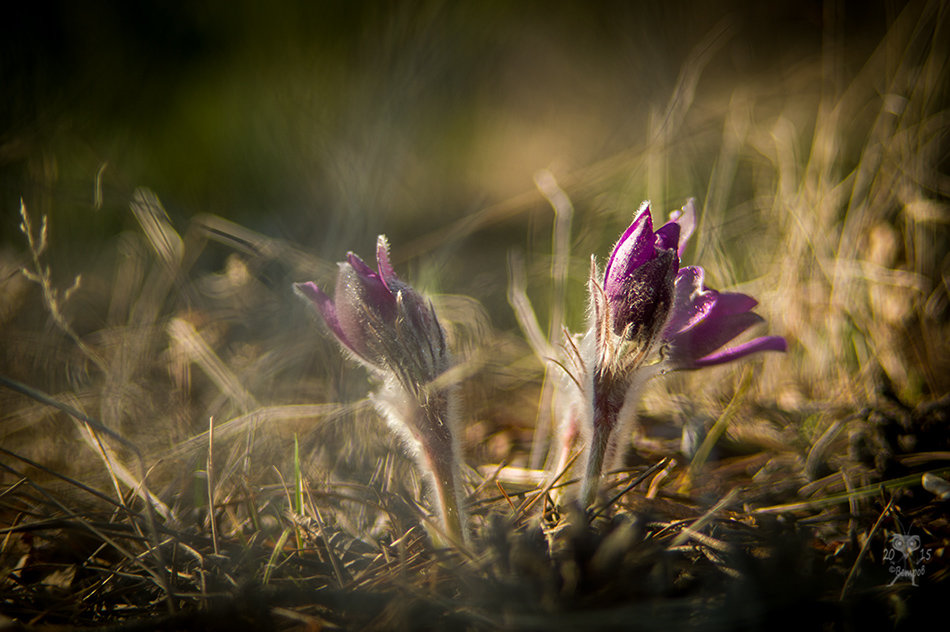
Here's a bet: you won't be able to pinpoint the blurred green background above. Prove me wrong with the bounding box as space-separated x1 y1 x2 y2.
2 0 894 253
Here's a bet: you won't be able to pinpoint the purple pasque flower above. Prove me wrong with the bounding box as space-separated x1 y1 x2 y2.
295 236 466 545
577 199 784 505
294 236 448 388
580 201 685 505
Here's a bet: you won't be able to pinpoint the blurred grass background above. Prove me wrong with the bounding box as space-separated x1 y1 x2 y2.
1 1 914 260
1 0 947 495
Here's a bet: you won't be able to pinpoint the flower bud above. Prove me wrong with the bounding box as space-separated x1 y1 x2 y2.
603 202 679 344
294 236 449 388
295 236 465 544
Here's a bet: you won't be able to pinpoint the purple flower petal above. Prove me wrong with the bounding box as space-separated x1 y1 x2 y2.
667 198 696 257
712 291 758 315
673 310 763 362
347 251 378 279
691 335 788 368
665 265 787 370
654 221 681 253
294 281 359 354
333 264 377 359
344 253 396 319
604 202 654 294
375 235 398 289
665 266 716 335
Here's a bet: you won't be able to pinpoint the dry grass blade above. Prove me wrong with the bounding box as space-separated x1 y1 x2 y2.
590 457 672 520
130 188 184 273
514 451 581 519
304 488 347 588
533 169 573 341
262 528 291 586
207 416 219 556
680 369 752 491
167 317 258 412
754 467 950 514
0 446 127 513
506 252 556 361
0 375 155 502
74 420 173 522
0 375 175 610
192 212 334 279
0 460 171 605
670 488 738 549
840 497 894 600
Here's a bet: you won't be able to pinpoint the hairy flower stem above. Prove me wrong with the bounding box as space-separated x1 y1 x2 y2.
424 448 465 545
581 422 610 508
580 373 625 507
412 399 465 545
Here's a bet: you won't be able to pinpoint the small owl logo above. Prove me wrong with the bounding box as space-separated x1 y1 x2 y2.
890 534 921 561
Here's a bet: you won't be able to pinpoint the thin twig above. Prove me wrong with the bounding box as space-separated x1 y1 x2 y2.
840 497 894 600
516 451 581 517
207 416 219 556
305 486 347 588
671 488 739 548
590 457 672 520
18 201 107 372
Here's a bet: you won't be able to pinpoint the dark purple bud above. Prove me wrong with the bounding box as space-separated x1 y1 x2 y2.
603 202 679 341
343 252 398 321
295 236 449 386
604 202 655 294
608 249 679 340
